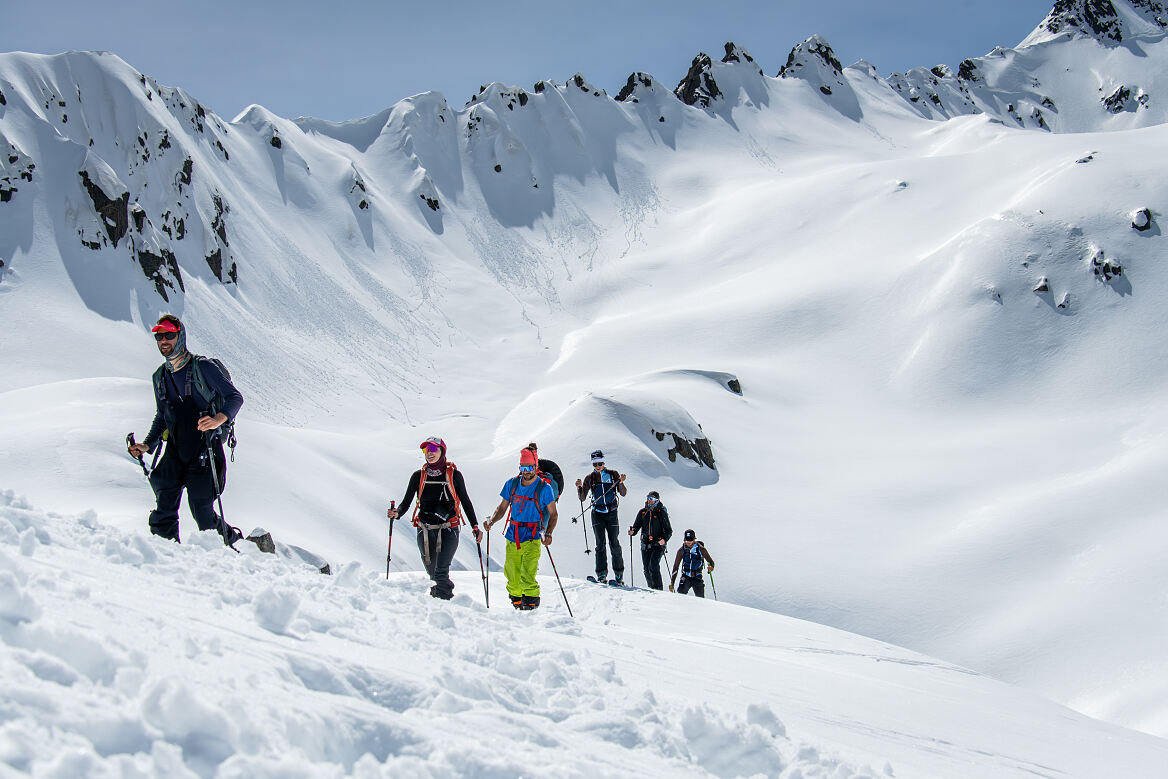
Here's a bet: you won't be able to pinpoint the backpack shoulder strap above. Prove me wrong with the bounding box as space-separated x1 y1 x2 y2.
446 462 463 528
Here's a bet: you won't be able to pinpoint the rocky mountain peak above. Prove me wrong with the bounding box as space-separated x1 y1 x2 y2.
674 53 722 107
1025 0 1168 45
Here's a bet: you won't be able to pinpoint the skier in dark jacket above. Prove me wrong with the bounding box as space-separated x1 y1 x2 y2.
670 529 715 597
387 437 481 600
629 491 672 590
126 315 243 546
575 449 627 584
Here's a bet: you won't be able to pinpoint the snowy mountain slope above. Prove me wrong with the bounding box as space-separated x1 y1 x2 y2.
4 494 1167 778
4 0 1168 743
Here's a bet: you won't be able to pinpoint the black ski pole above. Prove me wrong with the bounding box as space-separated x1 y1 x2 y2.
126 433 148 476
476 532 489 608
577 494 592 554
629 530 635 588
202 429 238 551
386 500 396 579
545 546 573 617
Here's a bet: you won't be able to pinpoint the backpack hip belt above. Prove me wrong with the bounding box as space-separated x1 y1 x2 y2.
417 519 454 566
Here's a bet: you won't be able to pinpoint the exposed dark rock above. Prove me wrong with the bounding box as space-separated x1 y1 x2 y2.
822 86 834 96
1058 292 1072 309
1102 85 1148 113
957 59 981 82
419 194 440 211
1091 249 1123 280
727 378 742 394
215 140 229 160
1132 207 1153 230
722 42 763 75
1076 154 1095 163
136 246 182 301
675 53 722 107
779 35 843 78
1034 276 1050 292
533 81 546 93
616 73 654 102
159 131 171 150
131 204 146 232
494 164 502 172
78 170 129 247
359 200 368 210
179 157 193 187
0 89 6 106
1040 0 1125 41
211 194 229 246
0 186 14 203
652 428 717 469
270 135 282 149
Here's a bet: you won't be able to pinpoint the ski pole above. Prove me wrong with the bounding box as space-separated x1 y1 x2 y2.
386 500 396 579
202 429 238 551
126 433 148 476
577 494 592 554
709 569 718 601
476 532 489 608
629 530 635 587
486 523 491 604
545 546 573 617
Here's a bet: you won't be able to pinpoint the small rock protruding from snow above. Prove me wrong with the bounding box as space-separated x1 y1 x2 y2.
675 53 723 107
1091 249 1124 280
1132 207 1153 230
1058 291 1072 309
1034 276 1051 293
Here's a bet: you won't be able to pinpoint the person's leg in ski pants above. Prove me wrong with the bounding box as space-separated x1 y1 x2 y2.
591 509 623 580
504 540 542 600
677 575 705 597
148 448 229 542
417 525 459 599
642 544 665 590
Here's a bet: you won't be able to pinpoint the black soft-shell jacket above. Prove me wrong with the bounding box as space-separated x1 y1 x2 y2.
630 504 672 544
397 468 479 527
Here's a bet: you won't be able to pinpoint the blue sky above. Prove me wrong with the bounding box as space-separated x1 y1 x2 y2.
3 0 1055 122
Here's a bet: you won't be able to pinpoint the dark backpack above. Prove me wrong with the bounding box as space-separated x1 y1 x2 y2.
153 355 238 458
681 541 706 577
538 459 565 498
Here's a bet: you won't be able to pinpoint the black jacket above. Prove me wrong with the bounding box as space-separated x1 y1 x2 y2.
398 467 479 527
630 503 672 544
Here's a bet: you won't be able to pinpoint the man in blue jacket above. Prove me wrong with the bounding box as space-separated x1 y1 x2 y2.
127 315 244 546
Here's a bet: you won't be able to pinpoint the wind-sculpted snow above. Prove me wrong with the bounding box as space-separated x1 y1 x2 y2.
3 491 1168 777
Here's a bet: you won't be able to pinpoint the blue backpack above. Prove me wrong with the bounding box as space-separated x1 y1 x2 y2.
681 542 706 578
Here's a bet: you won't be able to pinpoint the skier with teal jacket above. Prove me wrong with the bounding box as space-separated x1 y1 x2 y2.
485 448 559 610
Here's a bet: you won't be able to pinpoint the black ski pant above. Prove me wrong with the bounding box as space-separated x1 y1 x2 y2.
677 575 706 598
416 524 459 599
147 445 231 543
591 509 624 579
641 543 666 590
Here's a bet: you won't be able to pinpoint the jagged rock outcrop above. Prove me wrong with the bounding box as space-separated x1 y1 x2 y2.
0 135 34 203
1031 0 1168 43
1102 85 1149 112
652 428 717 469
675 53 722 107
779 35 862 119
722 42 763 75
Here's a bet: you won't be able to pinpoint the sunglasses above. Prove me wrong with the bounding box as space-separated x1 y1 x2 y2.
519 464 535 473
646 497 658 504
153 332 179 341
593 462 604 468
423 445 441 454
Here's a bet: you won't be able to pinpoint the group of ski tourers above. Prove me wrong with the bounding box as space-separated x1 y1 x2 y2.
126 316 717 613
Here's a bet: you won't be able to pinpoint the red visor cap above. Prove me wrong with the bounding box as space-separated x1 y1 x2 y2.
151 321 181 333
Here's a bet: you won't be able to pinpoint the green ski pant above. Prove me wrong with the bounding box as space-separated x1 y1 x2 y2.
504 539 542 597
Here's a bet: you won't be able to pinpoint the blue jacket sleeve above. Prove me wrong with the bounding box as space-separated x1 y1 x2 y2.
200 359 244 420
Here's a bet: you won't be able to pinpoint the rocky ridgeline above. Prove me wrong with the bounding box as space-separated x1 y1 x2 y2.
3 3 1167 305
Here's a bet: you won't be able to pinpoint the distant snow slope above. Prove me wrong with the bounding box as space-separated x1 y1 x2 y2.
3 492 1167 778
3 0 1168 742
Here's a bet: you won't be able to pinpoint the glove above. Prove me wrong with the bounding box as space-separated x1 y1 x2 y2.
668 584 675 593
707 564 714 574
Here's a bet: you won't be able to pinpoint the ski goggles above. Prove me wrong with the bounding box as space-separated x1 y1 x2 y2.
646 496 658 504
153 331 179 341
422 444 442 454
519 464 535 473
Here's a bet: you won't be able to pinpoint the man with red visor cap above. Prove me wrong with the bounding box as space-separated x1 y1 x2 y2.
387 437 481 600
127 315 243 546
485 448 559 610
